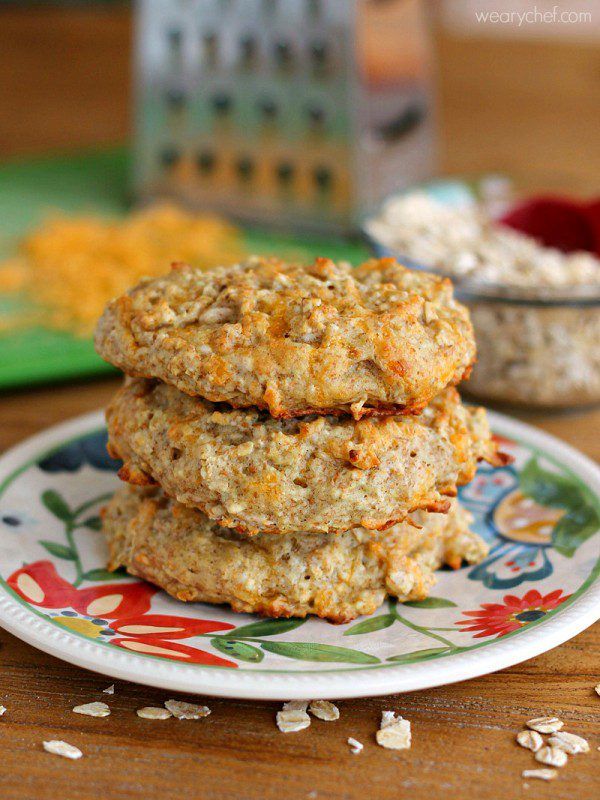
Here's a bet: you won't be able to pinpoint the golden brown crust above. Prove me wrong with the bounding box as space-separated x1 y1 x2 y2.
106 378 501 535
95 257 476 418
102 486 488 623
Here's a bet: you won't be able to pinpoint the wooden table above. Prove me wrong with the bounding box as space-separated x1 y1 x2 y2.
0 378 598 800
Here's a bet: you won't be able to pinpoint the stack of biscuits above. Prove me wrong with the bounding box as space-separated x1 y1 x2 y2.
96 257 505 623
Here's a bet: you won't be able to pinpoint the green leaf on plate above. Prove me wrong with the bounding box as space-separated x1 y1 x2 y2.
552 504 600 557
38 540 76 560
261 641 380 664
224 618 306 638
41 489 72 522
519 458 584 511
402 597 457 609
211 637 264 663
386 647 450 663
82 567 128 581
81 515 102 531
343 614 395 635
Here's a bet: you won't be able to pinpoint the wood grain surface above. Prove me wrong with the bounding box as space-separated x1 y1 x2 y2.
0 378 598 800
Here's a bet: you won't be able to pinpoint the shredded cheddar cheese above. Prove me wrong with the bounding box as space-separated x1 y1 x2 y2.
0 204 245 336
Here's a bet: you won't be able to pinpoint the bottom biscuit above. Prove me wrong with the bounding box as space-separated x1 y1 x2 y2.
102 486 487 623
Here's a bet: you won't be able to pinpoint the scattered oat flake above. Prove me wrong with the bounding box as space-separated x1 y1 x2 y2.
516 730 543 752
164 699 210 719
535 745 568 768
376 711 411 750
526 716 563 734
348 737 363 754
522 769 557 782
548 731 590 754
0 706 6 717
309 700 339 721
102 685 115 695
137 707 172 720
72 701 110 718
595 684 600 696
276 701 311 733
43 740 83 760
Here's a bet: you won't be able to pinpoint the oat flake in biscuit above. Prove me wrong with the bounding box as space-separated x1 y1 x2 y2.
101 486 487 623
95 257 475 419
106 379 503 535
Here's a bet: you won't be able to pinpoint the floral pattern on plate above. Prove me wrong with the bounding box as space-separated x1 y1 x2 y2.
0 419 598 677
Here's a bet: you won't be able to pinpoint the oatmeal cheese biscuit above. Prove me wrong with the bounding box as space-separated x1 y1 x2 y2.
95 257 475 418
106 378 504 535
102 486 487 623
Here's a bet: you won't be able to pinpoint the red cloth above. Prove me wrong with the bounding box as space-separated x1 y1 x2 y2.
500 196 600 256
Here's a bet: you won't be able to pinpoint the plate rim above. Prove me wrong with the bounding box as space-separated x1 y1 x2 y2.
0 408 598 700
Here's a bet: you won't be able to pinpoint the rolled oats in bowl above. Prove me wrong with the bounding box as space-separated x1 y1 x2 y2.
365 192 600 409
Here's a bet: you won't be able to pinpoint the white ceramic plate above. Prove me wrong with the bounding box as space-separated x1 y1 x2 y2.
0 410 598 700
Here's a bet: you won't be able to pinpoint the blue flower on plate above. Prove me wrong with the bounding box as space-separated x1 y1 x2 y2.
459 464 560 589
38 430 121 474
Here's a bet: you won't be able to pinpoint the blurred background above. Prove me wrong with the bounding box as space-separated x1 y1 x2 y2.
0 0 598 409
1 0 598 188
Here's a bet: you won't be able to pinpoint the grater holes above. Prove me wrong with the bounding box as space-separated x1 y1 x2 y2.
159 146 180 168
196 150 216 174
276 161 294 183
313 165 332 190
307 104 326 128
310 40 328 67
202 31 218 68
211 91 232 114
307 0 321 18
239 34 257 65
167 28 182 50
236 156 254 180
165 87 187 110
258 97 278 119
273 39 293 68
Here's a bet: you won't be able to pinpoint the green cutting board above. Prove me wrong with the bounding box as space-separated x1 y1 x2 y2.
0 149 368 390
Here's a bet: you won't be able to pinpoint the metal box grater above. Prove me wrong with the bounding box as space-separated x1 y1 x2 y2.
133 0 436 233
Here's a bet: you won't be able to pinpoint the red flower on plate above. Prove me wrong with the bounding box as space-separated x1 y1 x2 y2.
110 613 237 666
8 561 239 667
71 582 157 619
8 561 78 608
456 589 571 639
110 613 234 640
112 637 238 667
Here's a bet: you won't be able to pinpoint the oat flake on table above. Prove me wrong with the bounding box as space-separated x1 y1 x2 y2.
72 701 110 718
137 707 172 720
43 740 83 760
276 701 311 733
309 700 339 721
535 746 568 768
548 731 590 755
0 705 6 717
375 711 411 750
347 737 363 754
516 730 543 752
522 768 557 781
102 685 115 695
526 716 563 734
164 699 210 719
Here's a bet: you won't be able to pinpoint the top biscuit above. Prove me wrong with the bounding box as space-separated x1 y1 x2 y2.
95 256 475 419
